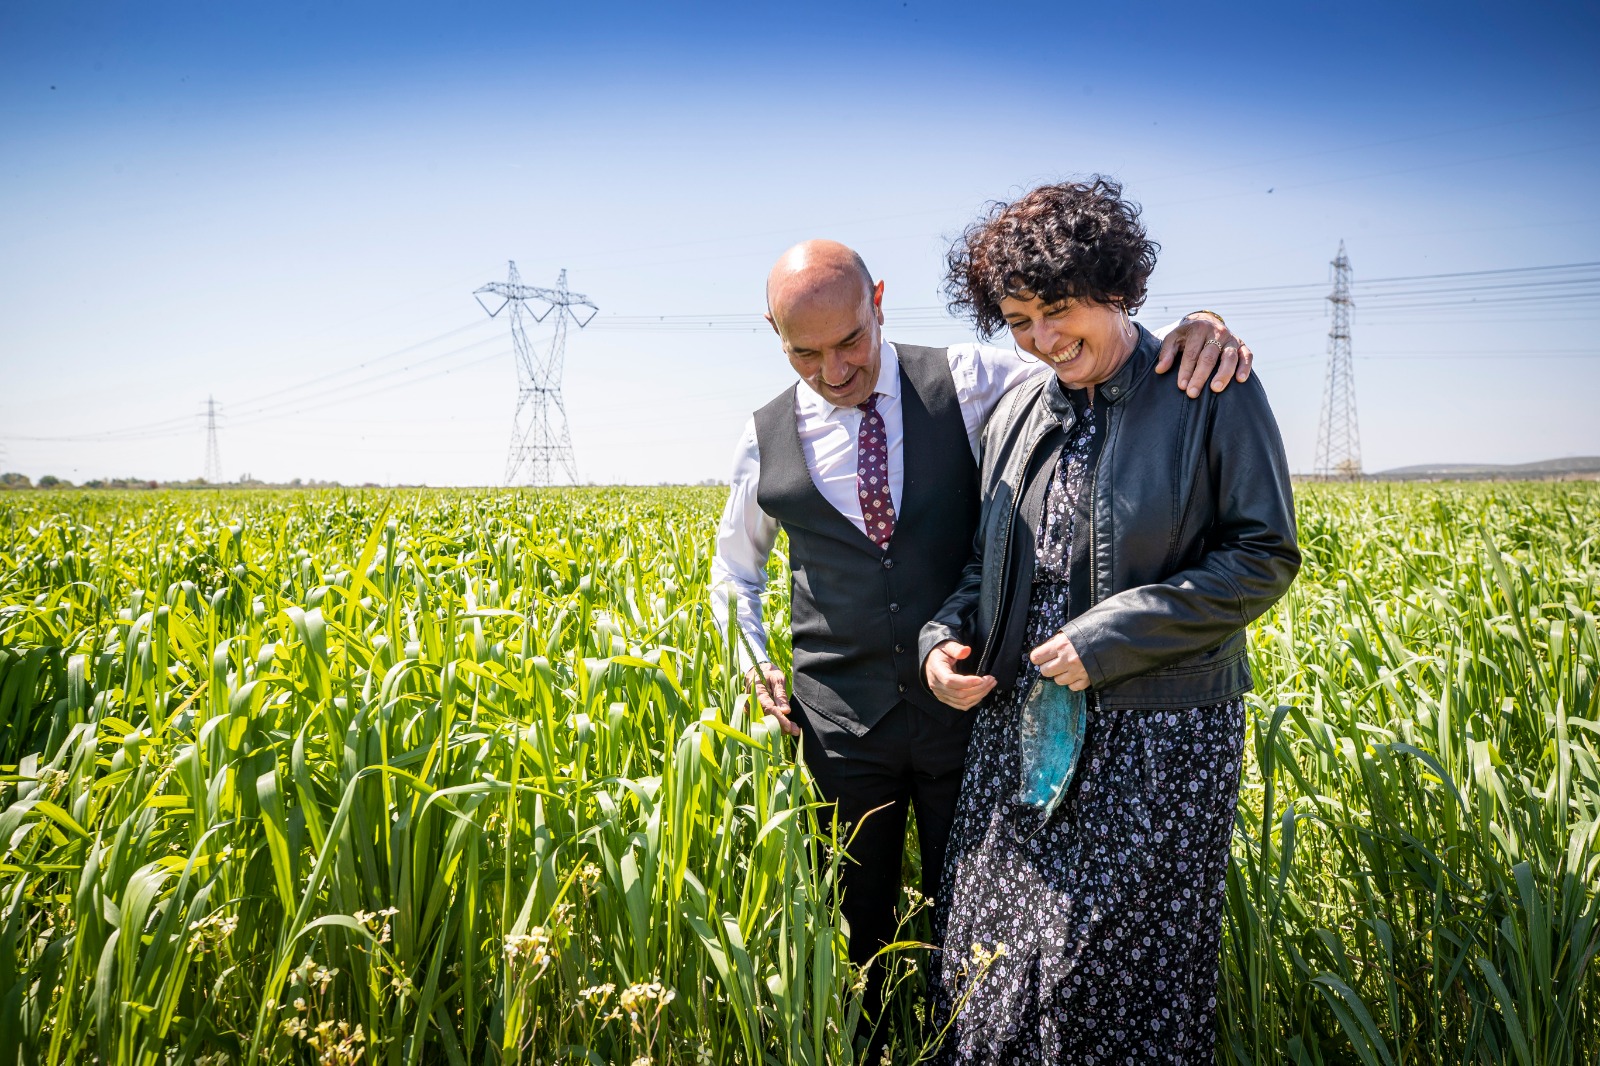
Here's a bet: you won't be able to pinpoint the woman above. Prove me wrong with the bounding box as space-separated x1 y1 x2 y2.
919 178 1300 1063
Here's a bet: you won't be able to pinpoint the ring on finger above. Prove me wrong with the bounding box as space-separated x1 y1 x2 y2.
1203 337 1222 350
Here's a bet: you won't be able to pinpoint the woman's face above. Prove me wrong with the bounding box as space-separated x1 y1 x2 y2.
999 293 1135 390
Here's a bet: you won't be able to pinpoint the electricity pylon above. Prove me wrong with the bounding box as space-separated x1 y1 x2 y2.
474 262 597 486
1313 241 1361 480
203 396 223 483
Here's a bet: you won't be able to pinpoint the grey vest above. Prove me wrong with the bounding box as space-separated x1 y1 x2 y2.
754 345 980 735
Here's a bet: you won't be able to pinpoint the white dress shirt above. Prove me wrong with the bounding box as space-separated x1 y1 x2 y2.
710 328 1176 669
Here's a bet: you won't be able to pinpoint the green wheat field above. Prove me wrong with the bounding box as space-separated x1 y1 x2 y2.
0 483 1595 1065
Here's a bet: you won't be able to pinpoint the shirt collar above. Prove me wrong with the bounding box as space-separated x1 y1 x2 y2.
796 339 901 419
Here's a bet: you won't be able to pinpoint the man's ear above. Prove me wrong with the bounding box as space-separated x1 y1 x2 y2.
764 312 780 336
871 280 885 323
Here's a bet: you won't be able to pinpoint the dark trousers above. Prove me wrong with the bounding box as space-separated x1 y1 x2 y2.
794 698 975 1042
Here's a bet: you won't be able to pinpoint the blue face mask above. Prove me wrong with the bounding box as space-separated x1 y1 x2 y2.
1014 679 1087 824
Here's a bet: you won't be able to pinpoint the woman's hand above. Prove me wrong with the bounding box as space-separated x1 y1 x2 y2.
1155 313 1253 398
925 641 997 711
1030 632 1091 691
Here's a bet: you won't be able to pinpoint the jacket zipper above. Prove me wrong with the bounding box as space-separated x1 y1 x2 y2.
1086 389 1124 610
1077 396 1111 716
1089 407 1102 608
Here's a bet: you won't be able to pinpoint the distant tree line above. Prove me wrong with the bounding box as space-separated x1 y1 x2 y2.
0 473 364 490
2 474 732 491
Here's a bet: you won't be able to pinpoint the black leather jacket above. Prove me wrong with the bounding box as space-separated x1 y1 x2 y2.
919 326 1301 710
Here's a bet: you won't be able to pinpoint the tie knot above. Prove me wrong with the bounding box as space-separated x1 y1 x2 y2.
856 394 880 415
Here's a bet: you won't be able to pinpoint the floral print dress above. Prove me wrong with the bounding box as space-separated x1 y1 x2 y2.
932 389 1247 1065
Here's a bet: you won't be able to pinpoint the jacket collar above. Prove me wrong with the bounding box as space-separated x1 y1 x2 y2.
1041 372 1077 424
1099 324 1161 406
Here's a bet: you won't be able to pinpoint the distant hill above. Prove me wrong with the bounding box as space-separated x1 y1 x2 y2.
1369 456 1600 480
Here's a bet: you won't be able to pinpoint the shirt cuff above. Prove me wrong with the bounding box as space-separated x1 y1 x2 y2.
728 627 771 676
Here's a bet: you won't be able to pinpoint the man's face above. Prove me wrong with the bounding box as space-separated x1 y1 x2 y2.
771 279 885 409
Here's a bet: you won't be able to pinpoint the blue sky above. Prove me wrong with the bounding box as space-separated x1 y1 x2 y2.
2 0 1597 485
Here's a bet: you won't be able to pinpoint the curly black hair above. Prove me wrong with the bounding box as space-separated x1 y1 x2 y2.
945 177 1159 339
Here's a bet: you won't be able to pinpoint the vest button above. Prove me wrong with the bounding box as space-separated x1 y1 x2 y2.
889 602 900 613
895 643 905 654
898 683 907 693
883 558 894 569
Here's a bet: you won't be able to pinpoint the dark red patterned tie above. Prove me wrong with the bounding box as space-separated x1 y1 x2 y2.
856 394 895 548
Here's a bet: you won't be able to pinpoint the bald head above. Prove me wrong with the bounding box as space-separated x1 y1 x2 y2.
766 240 875 324
765 240 886 409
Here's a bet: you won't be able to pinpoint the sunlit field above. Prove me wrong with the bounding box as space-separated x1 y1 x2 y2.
1 483 1595 1064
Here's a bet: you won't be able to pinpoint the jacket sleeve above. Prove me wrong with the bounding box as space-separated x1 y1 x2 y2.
917 387 1020 690
918 543 985 691
1059 374 1301 689
709 418 781 673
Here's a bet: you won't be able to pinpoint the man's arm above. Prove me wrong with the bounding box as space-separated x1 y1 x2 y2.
708 419 799 736
1152 311 1255 398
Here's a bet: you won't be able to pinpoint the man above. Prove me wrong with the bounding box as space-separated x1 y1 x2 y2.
709 239 1250 1034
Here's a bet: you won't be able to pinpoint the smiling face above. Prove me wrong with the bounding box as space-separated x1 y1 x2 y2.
769 272 886 410
1000 292 1136 390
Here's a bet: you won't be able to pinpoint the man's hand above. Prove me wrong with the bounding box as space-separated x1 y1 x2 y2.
746 662 800 736
1154 313 1253 398
1029 631 1091 691
924 641 997 711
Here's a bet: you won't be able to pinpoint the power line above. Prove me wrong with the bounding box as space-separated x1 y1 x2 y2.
1357 352 1600 360
1 417 202 444
0 322 512 444
8 257 1596 455
224 333 508 424
589 261 1600 332
241 318 498 408
1354 259 1600 285
224 348 510 430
